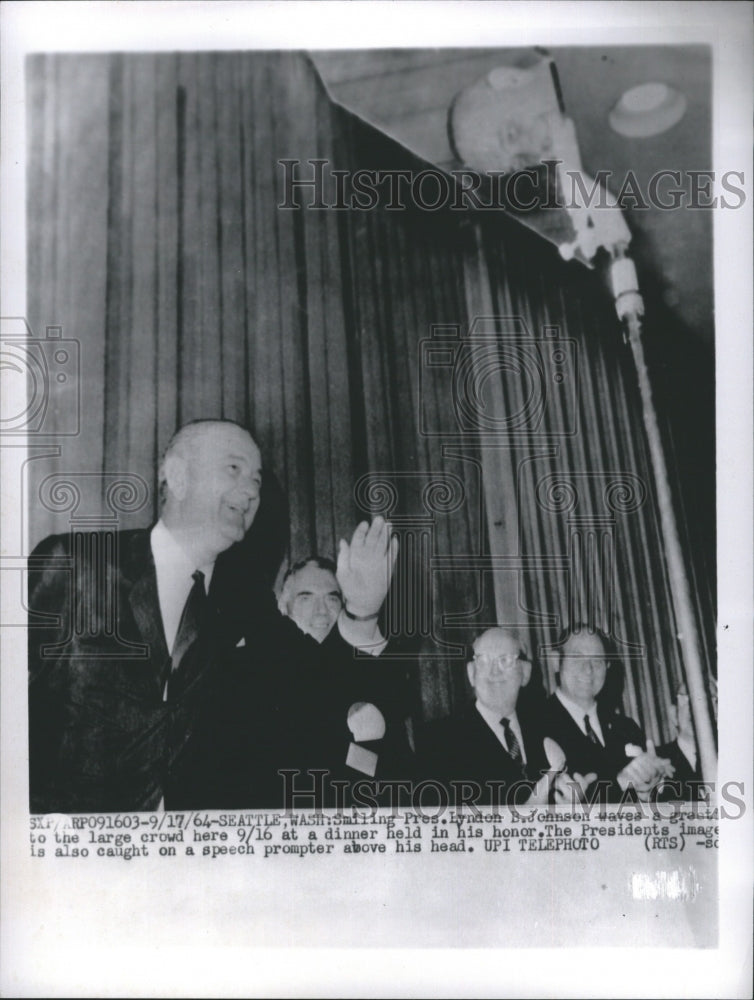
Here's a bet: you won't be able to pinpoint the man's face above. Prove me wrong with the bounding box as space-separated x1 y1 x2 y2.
286 564 342 643
467 629 531 716
558 632 608 708
179 424 262 558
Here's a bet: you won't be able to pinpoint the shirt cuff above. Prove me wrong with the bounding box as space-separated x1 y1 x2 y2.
337 611 387 656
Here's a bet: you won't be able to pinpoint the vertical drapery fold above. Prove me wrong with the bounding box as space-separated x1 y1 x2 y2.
26 52 714 741
464 213 714 741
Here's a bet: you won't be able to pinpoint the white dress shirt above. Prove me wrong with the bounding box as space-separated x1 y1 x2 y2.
150 520 215 654
475 700 528 764
677 734 697 771
555 688 605 746
150 520 216 810
555 688 697 770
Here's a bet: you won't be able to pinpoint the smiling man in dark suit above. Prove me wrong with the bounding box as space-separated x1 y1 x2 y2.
274 554 415 801
28 418 397 813
541 625 697 802
419 627 574 807
28 420 262 813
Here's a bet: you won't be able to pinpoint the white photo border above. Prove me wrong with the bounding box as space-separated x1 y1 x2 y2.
1 2 752 997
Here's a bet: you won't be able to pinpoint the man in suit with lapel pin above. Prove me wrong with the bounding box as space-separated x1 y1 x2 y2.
28 419 397 813
541 625 698 803
419 627 579 807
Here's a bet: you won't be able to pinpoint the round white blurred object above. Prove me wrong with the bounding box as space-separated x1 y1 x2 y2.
609 83 686 138
487 66 528 90
543 737 567 771
347 702 386 742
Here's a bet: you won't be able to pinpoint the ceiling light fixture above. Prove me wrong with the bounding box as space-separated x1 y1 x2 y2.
608 82 687 138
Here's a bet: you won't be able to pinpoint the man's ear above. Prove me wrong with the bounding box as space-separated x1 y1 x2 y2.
164 452 188 502
276 575 293 618
466 660 476 688
521 660 532 687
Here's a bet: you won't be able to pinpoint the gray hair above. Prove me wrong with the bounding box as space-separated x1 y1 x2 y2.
158 418 251 507
277 555 340 615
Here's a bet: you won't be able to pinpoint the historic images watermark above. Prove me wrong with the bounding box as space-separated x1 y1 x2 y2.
279 769 744 820
1 316 152 644
351 314 650 659
0 317 80 437
278 159 746 213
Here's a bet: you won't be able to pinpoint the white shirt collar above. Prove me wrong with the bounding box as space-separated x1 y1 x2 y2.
475 700 527 764
151 520 216 584
555 688 605 745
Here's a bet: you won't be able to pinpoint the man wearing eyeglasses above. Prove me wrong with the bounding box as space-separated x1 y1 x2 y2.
419 627 577 807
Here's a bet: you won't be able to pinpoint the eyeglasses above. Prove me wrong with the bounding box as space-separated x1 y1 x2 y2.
473 653 530 672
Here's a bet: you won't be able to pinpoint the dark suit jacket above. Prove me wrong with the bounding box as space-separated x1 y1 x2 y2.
309 642 416 808
418 704 551 807
27 528 243 813
542 693 698 802
188 629 416 810
29 527 416 813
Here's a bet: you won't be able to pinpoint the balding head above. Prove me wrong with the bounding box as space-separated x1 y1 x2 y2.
160 419 262 565
159 420 251 493
467 627 532 716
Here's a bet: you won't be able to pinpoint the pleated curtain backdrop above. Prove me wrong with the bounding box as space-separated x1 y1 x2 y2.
26 51 714 738
463 218 716 741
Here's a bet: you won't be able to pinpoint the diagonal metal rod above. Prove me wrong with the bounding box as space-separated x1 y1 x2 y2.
624 309 717 784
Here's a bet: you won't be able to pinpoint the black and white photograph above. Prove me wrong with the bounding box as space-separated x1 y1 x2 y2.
1 2 752 996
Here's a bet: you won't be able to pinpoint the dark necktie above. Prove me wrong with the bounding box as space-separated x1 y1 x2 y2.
166 570 207 693
500 717 522 763
584 713 601 746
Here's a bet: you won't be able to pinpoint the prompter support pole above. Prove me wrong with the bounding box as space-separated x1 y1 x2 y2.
611 250 718 784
